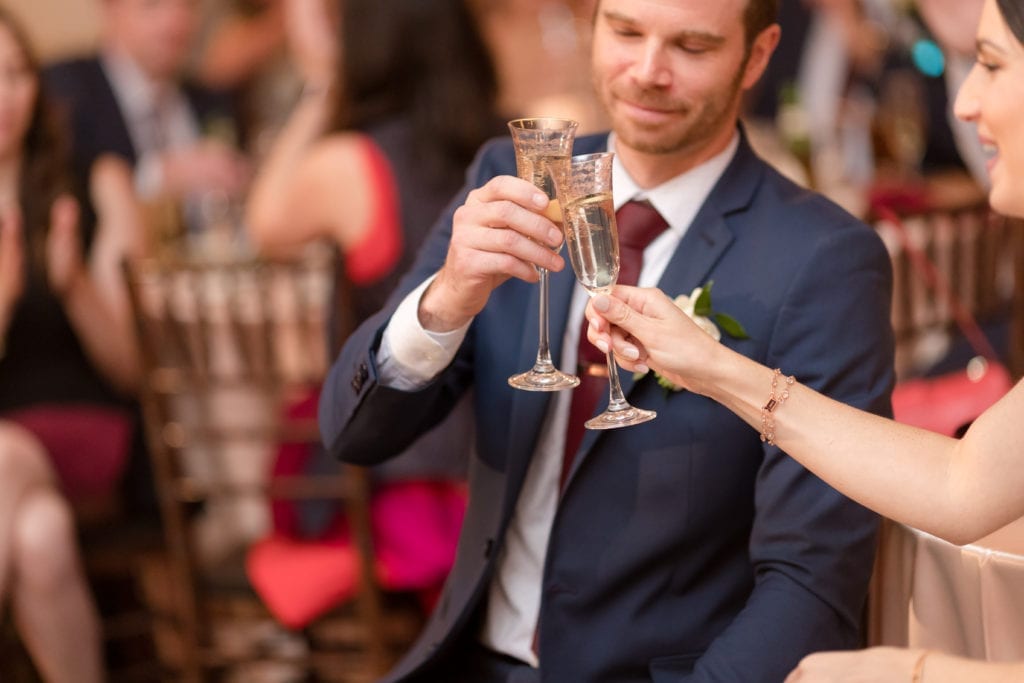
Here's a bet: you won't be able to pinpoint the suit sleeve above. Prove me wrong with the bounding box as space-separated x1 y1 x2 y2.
318 139 507 465
683 224 895 682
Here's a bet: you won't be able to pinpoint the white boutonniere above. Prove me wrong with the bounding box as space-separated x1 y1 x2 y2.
635 281 749 392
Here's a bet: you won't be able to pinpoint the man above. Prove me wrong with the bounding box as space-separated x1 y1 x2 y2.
43 0 247 215
320 0 894 680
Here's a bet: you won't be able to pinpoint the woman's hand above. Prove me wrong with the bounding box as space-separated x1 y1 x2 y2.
585 285 722 394
785 647 925 683
0 207 25 328
44 195 84 299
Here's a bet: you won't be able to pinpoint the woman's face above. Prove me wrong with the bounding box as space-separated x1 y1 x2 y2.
954 0 1024 217
0 23 37 163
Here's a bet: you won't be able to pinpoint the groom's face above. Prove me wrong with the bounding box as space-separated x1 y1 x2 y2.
591 0 776 164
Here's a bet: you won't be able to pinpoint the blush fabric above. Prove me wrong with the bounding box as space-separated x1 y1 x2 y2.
249 389 466 629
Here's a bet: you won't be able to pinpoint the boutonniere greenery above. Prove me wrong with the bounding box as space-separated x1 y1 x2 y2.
635 281 749 392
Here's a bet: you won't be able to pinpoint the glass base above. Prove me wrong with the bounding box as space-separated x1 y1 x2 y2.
585 405 657 430
508 367 580 392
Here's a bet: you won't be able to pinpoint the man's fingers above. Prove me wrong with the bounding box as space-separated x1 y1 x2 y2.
471 174 549 212
453 199 564 273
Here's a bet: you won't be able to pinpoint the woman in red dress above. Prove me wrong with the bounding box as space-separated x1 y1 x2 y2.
0 7 144 681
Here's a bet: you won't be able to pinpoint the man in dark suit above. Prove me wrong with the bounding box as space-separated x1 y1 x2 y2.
43 0 247 213
319 0 894 681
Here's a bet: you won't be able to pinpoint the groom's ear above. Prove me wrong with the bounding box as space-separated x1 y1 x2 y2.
741 23 781 92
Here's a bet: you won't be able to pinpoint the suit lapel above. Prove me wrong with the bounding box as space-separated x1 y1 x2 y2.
92 59 141 164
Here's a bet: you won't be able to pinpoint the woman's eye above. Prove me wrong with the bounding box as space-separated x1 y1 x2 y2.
975 54 1000 72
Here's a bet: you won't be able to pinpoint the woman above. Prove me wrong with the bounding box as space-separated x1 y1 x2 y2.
584 0 1024 680
243 0 499 625
0 7 143 681
247 0 500 325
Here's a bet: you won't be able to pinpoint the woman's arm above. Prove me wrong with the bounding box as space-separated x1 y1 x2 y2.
587 285 1024 544
245 99 378 256
245 0 356 254
787 647 1024 682
54 157 144 394
244 85 336 253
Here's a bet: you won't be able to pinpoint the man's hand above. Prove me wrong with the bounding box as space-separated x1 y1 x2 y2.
162 141 251 199
418 175 565 332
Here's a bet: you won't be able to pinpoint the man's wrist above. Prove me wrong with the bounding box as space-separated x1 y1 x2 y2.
418 275 475 333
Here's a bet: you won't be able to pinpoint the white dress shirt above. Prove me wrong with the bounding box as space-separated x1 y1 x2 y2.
376 132 739 666
101 50 201 199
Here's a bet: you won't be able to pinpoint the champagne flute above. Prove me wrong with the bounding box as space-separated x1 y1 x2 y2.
551 152 656 429
507 117 581 391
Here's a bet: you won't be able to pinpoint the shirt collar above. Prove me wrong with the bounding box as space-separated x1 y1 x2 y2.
608 131 740 236
100 48 176 121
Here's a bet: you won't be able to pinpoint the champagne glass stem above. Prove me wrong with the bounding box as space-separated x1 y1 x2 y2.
604 350 632 412
534 267 556 371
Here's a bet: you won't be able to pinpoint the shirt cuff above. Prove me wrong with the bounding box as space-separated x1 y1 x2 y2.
377 274 470 390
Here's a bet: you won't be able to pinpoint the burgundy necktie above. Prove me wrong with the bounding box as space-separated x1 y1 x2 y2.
560 200 669 490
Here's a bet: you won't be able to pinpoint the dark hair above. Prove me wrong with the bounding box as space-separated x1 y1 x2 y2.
592 0 779 49
996 0 1024 45
333 0 498 184
0 8 72 273
742 0 779 49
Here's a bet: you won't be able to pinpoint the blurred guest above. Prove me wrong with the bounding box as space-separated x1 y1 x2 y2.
247 0 501 329
745 0 890 203
192 0 302 155
916 0 988 186
470 0 607 131
43 0 248 235
245 0 498 617
0 7 145 682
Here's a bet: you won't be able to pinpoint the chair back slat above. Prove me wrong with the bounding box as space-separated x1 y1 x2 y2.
123 250 417 680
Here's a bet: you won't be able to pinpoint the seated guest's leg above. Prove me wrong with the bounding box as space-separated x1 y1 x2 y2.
0 422 104 683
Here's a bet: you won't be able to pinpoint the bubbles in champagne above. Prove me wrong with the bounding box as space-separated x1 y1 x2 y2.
563 192 619 293
516 153 569 200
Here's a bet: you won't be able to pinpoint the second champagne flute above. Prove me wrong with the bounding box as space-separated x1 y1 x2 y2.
551 151 656 429
506 117 580 391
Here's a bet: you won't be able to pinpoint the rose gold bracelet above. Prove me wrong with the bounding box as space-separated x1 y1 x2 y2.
759 368 795 446
911 649 931 683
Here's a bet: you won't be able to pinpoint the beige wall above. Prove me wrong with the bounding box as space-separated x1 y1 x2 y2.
5 0 100 62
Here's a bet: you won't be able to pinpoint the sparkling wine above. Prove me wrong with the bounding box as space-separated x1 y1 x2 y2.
563 191 619 293
516 152 569 203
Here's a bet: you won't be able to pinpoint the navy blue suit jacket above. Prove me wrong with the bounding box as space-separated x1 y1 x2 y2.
320 130 895 682
42 57 237 188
